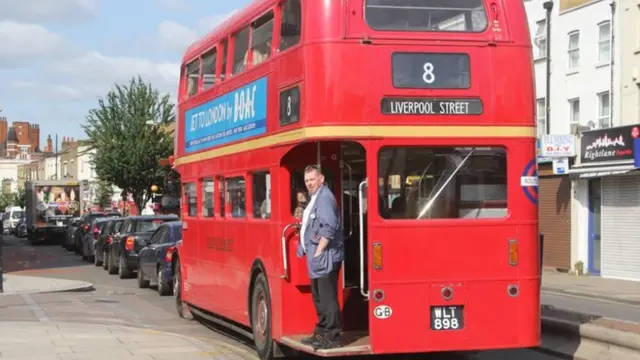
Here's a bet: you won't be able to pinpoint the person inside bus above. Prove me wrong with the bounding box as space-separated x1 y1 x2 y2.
293 189 308 219
296 165 344 349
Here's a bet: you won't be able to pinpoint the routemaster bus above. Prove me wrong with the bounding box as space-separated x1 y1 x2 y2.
171 0 540 358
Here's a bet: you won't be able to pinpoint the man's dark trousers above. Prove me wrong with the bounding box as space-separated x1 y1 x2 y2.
310 262 342 342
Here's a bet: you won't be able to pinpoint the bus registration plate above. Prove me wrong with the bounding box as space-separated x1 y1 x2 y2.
430 305 464 331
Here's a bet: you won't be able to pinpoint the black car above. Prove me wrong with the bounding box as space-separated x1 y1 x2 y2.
96 217 125 269
107 214 179 279
74 211 121 254
137 221 182 295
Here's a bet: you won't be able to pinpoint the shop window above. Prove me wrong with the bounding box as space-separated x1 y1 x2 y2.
279 0 301 51
202 178 214 217
227 177 246 218
252 172 271 219
184 182 197 217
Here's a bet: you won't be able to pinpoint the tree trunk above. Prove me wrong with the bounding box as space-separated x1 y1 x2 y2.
133 193 144 215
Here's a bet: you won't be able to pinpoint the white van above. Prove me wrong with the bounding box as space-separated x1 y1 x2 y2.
3 206 24 234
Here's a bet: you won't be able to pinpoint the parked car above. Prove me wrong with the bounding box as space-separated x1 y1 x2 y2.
96 217 125 269
74 211 121 254
82 216 118 262
63 217 81 251
137 221 182 295
107 214 179 279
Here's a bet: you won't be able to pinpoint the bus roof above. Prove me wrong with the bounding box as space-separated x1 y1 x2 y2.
183 0 273 64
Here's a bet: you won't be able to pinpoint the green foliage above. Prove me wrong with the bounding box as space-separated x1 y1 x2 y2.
82 76 175 212
95 180 115 208
0 192 14 209
13 187 25 209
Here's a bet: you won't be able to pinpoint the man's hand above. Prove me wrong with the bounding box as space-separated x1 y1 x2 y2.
314 237 329 257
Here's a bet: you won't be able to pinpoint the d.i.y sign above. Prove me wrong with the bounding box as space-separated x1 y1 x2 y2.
184 76 267 154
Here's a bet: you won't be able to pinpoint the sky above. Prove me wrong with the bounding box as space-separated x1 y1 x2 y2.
0 0 249 150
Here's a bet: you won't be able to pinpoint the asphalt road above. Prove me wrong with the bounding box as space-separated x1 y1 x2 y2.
0 235 570 360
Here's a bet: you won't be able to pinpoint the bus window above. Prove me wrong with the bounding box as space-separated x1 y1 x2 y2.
202 178 214 217
201 49 217 89
185 60 200 96
218 176 226 217
279 0 301 51
227 177 246 218
251 11 274 66
232 27 250 74
377 146 507 220
252 172 271 219
364 0 488 33
184 182 197 217
220 40 228 81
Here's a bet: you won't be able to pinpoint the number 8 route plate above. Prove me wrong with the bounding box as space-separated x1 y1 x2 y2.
430 305 464 331
392 52 470 89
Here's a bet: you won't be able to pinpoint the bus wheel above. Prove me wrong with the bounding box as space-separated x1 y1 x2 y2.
251 273 274 360
173 257 193 320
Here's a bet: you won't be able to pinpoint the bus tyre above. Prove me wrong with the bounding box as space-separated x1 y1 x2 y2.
251 273 274 360
174 258 193 320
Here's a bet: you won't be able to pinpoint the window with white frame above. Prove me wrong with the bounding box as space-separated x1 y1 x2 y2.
568 98 580 124
597 92 610 128
598 21 611 64
534 20 547 59
568 31 580 69
536 98 547 137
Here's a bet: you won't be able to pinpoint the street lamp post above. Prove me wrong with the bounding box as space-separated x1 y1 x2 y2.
543 0 553 135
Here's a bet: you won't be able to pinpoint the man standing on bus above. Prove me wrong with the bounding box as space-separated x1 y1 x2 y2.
297 164 344 349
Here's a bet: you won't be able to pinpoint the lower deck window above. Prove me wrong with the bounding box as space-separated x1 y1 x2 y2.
227 177 246 218
378 146 507 219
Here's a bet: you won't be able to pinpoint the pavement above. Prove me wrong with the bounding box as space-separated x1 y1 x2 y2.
542 269 640 305
1 274 94 295
0 321 256 360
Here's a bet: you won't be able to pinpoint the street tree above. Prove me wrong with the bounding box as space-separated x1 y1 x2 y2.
13 187 25 209
95 180 115 209
83 76 175 213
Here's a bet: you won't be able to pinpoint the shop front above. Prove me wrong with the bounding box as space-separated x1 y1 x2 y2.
569 125 640 281
537 135 575 271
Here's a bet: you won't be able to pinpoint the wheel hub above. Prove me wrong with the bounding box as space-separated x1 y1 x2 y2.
256 293 268 338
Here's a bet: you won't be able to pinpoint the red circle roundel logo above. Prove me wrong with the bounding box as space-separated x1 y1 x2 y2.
632 127 639 138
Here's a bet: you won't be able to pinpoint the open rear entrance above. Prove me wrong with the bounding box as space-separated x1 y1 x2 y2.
279 140 371 356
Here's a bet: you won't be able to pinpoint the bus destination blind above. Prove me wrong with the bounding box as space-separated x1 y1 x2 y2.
392 52 471 89
381 97 483 115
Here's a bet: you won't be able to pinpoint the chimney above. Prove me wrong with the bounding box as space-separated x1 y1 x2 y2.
46 135 52 152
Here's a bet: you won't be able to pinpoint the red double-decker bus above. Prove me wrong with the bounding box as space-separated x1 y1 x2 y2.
171 0 540 358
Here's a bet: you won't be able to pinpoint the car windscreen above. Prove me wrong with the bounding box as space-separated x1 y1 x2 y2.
136 219 175 232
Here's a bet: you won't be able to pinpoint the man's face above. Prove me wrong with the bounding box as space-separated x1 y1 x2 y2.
304 169 323 194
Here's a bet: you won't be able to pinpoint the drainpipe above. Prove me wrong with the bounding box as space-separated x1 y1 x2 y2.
609 1 616 127
543 0 554 135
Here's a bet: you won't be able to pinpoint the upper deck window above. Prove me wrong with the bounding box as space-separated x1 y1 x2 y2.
185 60 200 97
201 49 217 90
251 12 274 66
364 0 488 33
232 27 250 74
280 0 301 51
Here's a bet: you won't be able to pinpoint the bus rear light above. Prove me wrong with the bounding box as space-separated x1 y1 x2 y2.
372 289 385 302
372 243 383 270
508 239 518 265
508 285 519 297
125 236 135 251
441 287 453 301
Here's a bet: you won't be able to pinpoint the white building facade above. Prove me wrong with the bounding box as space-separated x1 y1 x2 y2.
526 0 640 281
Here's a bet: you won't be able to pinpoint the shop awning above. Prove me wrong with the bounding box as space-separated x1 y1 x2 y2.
568 164 637 180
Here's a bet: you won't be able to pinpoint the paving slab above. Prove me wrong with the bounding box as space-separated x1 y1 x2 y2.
542 270 640 305
0 321 257 360
0 274 94 295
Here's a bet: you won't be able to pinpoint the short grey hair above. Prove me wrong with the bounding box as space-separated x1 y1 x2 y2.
304 164 322 174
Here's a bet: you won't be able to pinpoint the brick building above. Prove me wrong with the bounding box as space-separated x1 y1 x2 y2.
0 117 41 158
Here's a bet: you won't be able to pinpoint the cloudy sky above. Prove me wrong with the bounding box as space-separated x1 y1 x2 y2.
0 0 246 150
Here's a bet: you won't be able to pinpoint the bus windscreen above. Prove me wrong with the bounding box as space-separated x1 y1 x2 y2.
364 0 488 33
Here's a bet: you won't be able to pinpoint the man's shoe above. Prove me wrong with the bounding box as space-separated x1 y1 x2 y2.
301 334 323 346
312 337 342 350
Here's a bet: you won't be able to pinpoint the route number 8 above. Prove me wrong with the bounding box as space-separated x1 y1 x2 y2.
286 96 292 116
422 62 435 84
433 318 459 330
